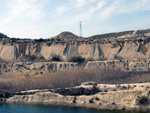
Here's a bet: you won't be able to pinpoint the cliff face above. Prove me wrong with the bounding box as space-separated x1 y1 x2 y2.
86 59 150 71
0 29 150 62
0 62 77 76
5 83 150 111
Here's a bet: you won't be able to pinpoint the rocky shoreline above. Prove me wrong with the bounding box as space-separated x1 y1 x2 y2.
1 83 150 111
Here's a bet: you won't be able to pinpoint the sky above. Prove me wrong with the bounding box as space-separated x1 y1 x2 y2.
0 0 150 39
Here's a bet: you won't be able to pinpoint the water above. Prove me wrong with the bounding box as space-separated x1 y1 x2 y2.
0 104 147 113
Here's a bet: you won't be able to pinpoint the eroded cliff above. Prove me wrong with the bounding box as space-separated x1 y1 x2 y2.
4 83 150 111
0 29 150 62
0 62 77 76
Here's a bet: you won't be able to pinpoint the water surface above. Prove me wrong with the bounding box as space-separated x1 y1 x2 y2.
0 104 147 113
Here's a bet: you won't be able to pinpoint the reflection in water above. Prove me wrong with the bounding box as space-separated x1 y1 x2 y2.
0 104 147 113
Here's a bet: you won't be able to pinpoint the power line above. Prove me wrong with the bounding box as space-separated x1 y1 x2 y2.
79 21 82 37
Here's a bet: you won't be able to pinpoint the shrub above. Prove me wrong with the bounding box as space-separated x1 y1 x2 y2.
34 38 44 42
95 97 100 101
25 55 45 62
50 54 62 62
89 99 94 103
68 56 85 64
23 55 37 62
29 55 37 61
136 96 149 106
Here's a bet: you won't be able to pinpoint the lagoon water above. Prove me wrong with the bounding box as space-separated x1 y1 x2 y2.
0 104 147 113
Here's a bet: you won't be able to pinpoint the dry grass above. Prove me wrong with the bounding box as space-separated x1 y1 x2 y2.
0 68 150 92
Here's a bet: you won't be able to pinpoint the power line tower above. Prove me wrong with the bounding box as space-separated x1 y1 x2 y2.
79 21 82 37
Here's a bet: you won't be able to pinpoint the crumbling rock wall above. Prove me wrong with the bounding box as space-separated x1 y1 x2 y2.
0 29 150 62
0 62 77 76
86 59 150 71
0 38 150 62
0 30 150 72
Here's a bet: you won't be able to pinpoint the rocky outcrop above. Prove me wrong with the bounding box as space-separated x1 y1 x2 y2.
4 83 150 111
0 29 150 62
86 59 150 71
1 58 150 76
50 86 100 96
0 62 77 76
0 29 150 72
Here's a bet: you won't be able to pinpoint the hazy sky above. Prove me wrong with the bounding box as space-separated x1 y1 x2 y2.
0 0 150 39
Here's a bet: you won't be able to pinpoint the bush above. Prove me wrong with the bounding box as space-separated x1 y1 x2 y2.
89 99 94 103
50 54 62 62
136 96 149 106
68 56 85 64
29 55 37 61
24 55 45 62
34 38 44 43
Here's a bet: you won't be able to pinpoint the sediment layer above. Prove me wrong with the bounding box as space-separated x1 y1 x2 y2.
1 83 150 111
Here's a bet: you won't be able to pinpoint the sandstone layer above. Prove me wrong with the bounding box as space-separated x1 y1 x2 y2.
0 29 149 62
0 58 150 76
2 83 150 111
0 30 149 73
86 58 150 71
0 62 77 76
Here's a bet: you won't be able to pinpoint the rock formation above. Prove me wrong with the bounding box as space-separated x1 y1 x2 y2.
0 29 150 72
0 62 77 76
2 83 150 111
86 59 150 71
0 29 150 62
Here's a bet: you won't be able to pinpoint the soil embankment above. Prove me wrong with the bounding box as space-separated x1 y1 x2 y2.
1 83 150 111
